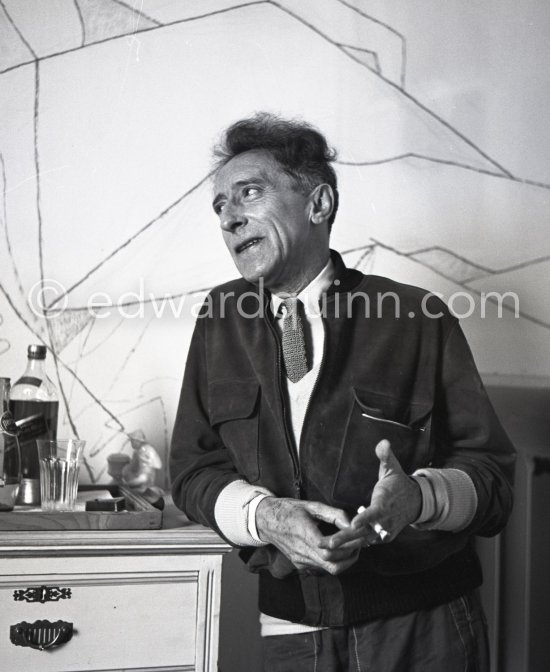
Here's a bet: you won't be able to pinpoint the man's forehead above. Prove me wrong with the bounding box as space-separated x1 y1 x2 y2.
213 149 285 191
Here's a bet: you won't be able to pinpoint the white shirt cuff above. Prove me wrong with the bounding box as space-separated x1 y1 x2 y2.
247 493 272 542
411 468 478 532
214 480 273 546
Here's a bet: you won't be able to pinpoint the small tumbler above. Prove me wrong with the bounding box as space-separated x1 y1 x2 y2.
37 439 85 512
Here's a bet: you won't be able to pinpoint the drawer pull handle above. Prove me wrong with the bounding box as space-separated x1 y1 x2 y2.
14 586 72 603
10 620 73 651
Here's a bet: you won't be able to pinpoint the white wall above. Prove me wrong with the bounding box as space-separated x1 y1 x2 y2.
1 0 549 485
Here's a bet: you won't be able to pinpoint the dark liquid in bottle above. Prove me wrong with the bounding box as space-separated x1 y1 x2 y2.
9 400 59 478
0 436 21 510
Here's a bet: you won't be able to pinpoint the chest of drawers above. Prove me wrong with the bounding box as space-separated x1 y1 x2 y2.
0 506 230 671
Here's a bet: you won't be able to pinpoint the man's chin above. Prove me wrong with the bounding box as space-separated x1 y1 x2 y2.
241 272 269 289
234 262 273 288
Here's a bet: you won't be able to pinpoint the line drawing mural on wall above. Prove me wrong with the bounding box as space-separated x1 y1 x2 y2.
1 0 549 483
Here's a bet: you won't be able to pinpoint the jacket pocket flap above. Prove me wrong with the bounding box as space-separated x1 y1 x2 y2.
209 380 260 425
353 387 431 430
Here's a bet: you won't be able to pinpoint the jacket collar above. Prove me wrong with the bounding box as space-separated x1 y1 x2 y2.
254 249 364 307
271 256 335 316
326 248 365 297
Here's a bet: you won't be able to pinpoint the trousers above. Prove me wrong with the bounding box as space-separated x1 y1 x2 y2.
262 592 489 672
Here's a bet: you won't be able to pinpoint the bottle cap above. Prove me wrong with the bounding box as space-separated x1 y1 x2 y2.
27 344 47 359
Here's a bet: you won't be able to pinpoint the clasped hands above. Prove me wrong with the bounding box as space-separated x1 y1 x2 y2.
255 440 422 576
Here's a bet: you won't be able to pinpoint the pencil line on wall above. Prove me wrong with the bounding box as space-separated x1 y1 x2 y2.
72 0 86 47
0 0 539 196
337 154 550 192
0 154 27 302
0 1 270 76
335 0 407 88
109 0 163 27
348 239 550 330
0 0 37 59
45 172 215 310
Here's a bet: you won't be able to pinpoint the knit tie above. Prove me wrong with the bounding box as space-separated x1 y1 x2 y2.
281 298 309 383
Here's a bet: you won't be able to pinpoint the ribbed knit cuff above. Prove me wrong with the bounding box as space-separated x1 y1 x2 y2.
411 468 478 532
412 474 436 523
214 480 273 546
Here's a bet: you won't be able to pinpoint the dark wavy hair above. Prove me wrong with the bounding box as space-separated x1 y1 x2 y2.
213 112 339 230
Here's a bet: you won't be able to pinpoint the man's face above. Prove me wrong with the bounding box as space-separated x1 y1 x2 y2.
212 150 314 293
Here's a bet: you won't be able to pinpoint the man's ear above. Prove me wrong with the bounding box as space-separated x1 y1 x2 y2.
309 184 334 226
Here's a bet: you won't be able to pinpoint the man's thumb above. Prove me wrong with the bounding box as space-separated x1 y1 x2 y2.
375 439 402 478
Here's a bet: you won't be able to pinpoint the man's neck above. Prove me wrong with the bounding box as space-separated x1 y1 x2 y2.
268 253 331 298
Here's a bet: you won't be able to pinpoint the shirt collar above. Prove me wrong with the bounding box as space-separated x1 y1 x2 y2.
271 258 335 317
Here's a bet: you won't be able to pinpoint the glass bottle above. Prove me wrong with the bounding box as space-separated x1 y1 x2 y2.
0 378 22 511
9 345 59 505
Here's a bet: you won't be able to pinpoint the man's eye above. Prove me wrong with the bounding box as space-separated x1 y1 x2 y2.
243 186 260 198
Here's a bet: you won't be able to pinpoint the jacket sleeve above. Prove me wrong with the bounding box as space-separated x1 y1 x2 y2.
169 315 242 537
432 319 516 537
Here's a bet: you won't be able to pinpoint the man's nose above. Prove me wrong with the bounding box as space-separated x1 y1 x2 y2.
220 201 247 232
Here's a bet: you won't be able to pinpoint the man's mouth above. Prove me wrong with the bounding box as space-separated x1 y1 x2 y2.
235 237 262 254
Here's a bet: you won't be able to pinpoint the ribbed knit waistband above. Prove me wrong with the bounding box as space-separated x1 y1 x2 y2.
258 544 482 627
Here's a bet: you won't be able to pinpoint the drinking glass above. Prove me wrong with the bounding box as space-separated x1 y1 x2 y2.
37 439 85 512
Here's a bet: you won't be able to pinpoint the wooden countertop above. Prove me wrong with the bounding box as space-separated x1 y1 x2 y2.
0 497 230 556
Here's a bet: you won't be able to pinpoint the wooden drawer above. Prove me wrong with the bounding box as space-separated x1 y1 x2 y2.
0 554 218 671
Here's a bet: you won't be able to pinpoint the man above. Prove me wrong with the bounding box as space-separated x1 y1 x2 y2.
170 113 515 671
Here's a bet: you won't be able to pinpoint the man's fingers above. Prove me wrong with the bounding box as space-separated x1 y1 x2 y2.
319 504 391 550
319 525 366 550
294 545 360 576
320 541 362 561
319 549 361 576
305 501 351 530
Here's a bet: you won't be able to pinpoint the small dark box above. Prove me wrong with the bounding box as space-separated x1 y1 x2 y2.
85 497 126 512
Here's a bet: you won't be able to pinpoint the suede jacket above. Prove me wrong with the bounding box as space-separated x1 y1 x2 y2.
170 251 515 626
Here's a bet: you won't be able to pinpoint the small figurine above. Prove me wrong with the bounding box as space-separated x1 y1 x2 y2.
106 452 130 482
120 430 163 494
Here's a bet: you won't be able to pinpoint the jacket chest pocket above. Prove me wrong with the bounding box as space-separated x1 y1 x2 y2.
209 380 261 483
332 388 432 510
